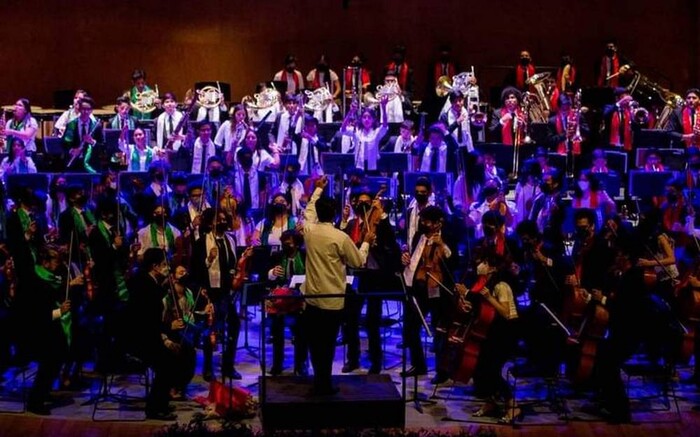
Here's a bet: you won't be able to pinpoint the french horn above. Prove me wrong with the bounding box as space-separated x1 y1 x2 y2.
197 84 225 110
242 85 281 114
131 84 160 114
304 85 335 112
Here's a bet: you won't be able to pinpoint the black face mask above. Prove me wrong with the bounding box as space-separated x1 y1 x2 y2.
153 214 166 222
541 183 553 195
285 174 297 184
355 202 371 215
215 223 228 233
414 193 429 204
575 226 589 239
317 63 328 72
176 273 189 284
272 203 287 214
210 168 223 178
520 58 530 66
240 158 253 169
282 244 295 256
154 173 165 182
606 48 616 57
483 225 497 238
74 195 87 206
667 193 678 203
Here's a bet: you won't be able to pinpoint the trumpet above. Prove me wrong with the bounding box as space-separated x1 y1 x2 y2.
629 100 649 125
197 82 225 110
131 84 160 114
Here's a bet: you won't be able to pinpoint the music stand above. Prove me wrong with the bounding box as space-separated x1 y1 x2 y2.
64 173 101 191
403 172 453 195
271 81 288 96
635 148 686 171
104 129 135 150
43 137 64 156
628 170 674 198
529 122 549 145
5 173 50 199
317 122 342 144
634 129 672 149
590 172 622 198
378 153 410 174
321 152 356 175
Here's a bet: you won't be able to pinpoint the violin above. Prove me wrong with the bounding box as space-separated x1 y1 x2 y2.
201 288 217 349
414 233 446 292
231 246 254 291
362 186 387 244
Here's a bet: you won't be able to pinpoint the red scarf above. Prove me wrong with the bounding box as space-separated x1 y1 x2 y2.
662 200 685 231
591 165 609 174
310 70 334 94
350 219 362 245
279 70 302 93
598 55 620 87
499 108 522 146
434 62 456 83
386 62 409 90
555 113 581 155
609 108 633 151
556 66 576 91
682 107 700 147
515 64 536 90
549 87 560 114
573 191 598 209
344 68 370 89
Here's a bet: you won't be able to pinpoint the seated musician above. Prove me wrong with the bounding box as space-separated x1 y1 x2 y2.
129 69 158 121
340 188 402 374
667 88 700 148
233 147 268 212
54 89 89 137
400 205 453 381
488 87 525 146
109 96 137 130
386 120 415 153
415 123 458 173
62 96 102 173
155 92 185 155
2 98 39 155
438 92 474 151
467 210 520 423
589 148 617 175
119 127 160 172
340 98 388 173
190 121 217 175
547 94 589 155
659 178 694 234
136 204 181 261
0 138 37 179
266 230 308 376
161 265 200 401
572 170 616 216
513 162 542 225
273 54 305 96
252 193 297 246
216 104 249 167
274 161 306 217
306 54 341 123
641 149 666 172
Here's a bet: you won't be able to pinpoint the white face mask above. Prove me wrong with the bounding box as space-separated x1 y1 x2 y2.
578 181 589 191
109 182 117 190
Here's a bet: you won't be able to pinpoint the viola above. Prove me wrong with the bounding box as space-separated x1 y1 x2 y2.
414 236 446 292
362 186 387 243
201 288 217 349
84 260 95 302
231 246 253 291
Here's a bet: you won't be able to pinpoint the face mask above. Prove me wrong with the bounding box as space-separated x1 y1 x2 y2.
153 214 165 222
355 202 371 215
109 182 117 190
240 158 253 168
414 193 429 204
667 193 678 203
154 173 165 182
541 183 553 195
520 58 530 66
483 225 497 238
606 48 615 56
210 168 222 178
74 195 87 206
272 203 287 214
215 223 228 233
159 266 170 277
282 244 295 256
578 181 590 191
176 273 189 283
285 174 297 184
575 226 589 239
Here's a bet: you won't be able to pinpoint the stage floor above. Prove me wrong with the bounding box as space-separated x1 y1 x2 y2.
2 301 700 436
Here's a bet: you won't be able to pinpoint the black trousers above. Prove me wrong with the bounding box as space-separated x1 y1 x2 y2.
472 318 515 401
142 344 179 414
403 284 449 370
28 325 67 406
270 312 307 372
202 288 241 373
303 304 342 391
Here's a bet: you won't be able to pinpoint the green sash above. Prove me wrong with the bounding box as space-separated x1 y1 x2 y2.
35 265 72 346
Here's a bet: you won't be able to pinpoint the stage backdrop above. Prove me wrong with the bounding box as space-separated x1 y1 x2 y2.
0 0 698 108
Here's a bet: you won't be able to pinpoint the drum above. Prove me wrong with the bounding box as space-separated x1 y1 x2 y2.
266 287 304 315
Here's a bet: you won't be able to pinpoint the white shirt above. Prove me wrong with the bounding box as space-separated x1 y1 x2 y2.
393 136 415 153
274 111 302 151
302 187 369 310
419 143 447 173
342 125 388 171
6 117 39 152
233 168 262 209
191 138 216 174
215 120 247 153
0 156 37 179
444 107 474 151
298 135 323 176
276 179 305 216
156 110 184 151
137 223 181 256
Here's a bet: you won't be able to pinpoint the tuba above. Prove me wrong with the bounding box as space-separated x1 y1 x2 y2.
197 82 225 110
525 72 551 122
131 84 160 114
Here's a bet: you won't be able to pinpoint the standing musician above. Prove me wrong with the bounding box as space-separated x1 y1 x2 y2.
136 204 181 261
62 97 103 173
173 183 211 243
667 88 700 148
251 193 297 247
340 188 402 374
233 146 268 212
385 45 414 100
415 123 458 174
402 177 435 252
156 92 185 155
439 93 474 151
528 170 566 246
275 161 306 217
109 96 137 130
129 69 159 121
547 94 589 155
216 104 249 167
488 87 525 146
191 209 241 381
53 89 89 137
58 185 95 261
557 54 577 93
301 176 371 396
401 205 453 381
1 98 39 154
296 115 329 176
344 54 372 96
340 98 388 173
271 95 303 155
596 39 632 88
602 88 636 151
274 55 305 95
467 211 520 423
306 54 341 123
510 50 536 92
266 230 308 376
190 121 217 175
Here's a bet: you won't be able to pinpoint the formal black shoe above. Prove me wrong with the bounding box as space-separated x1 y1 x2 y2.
269 365 283 376
146 410 178 421
223 367 242 380
341 361 360 373
400 366 427 378
27 402 51 416
367 365 381 375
